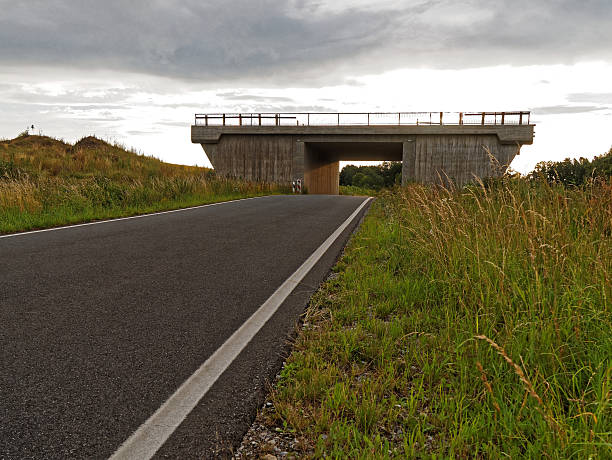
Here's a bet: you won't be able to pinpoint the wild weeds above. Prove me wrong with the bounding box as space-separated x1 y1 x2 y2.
266 178 611 458
474 334 565 441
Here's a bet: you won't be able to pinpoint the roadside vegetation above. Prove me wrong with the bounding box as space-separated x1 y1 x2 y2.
339 185 377 196
0 134 287 234
256 168 611 457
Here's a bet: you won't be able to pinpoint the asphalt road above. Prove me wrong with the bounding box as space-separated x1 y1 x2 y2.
0 195 370 459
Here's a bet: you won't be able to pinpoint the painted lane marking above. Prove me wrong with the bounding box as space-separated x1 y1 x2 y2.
109 197 372 460
0 196 267 239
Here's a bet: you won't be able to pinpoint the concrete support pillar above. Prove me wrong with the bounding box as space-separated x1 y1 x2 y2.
304 143 339 194
401 140 416 185
293 141 305 183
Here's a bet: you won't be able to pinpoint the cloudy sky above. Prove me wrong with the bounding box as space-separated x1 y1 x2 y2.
1 0 611 172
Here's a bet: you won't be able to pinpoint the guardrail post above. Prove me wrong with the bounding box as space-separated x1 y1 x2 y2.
205 115 208 126
481 112 485 125
501 112 505 125
258 114 261 126
398 113 401 125
239 114 242 126
367 113 370 126
307 113 310 126
459 112 463 125
440 112 443 125
222 114 226 126
337 113 340 125
275 114 279 126
519 112 523 125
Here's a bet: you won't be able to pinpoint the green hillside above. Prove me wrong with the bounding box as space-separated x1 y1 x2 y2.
0 134 286 233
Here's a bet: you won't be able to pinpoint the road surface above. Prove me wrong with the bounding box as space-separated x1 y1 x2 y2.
0 195 370 459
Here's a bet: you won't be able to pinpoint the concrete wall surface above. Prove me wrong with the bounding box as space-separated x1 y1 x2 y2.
192 124 534 193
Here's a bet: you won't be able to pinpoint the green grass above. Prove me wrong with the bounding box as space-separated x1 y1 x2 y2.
264 179 611 458
340 185 377 196
0 135 289 233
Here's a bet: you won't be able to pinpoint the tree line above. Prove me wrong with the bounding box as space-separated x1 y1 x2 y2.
529 147 612 186
339 162 402 190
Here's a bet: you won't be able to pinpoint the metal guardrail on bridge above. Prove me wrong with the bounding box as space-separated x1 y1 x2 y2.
194 112 531 127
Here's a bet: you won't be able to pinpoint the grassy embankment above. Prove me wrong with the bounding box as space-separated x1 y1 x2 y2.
0 135 288 234
263 178 611 458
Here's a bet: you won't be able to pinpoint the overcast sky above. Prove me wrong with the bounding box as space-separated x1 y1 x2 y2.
1 0 611 172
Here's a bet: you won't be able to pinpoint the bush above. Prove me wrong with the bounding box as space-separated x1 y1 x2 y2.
530 147 612 185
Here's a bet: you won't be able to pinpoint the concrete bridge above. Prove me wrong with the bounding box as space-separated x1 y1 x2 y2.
191 112 534 194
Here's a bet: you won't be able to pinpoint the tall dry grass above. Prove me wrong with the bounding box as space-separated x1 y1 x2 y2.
0 135 288 233
266 177 611 458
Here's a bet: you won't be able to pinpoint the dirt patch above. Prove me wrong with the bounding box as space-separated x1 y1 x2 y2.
233 408 312 459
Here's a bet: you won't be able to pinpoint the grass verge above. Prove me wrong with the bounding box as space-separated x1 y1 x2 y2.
0 135 289 234
340 185 378 196
262 178 611 458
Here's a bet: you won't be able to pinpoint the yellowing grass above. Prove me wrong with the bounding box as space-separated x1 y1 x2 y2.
0 135 289 233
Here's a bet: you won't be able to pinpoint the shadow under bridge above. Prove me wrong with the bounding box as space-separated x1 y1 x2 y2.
303 141 406 194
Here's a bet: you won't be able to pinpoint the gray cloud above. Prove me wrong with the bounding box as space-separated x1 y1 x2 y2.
0 0 394 83
263 104 333 112
3 87 138 105
73 116 126 122
158 121 192 128
0 0 610 83
531 105 608 115
45 104 126 112
126 130 157 136
219 103 334 113
216 92 295 102
151 103 205 109
568 93 612 104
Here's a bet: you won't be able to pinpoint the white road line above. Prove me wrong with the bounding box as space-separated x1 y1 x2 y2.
109 197 372 460
0 196 266 239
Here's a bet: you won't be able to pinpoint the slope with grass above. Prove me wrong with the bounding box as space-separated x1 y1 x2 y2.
254 178 611 458
0 135 288 234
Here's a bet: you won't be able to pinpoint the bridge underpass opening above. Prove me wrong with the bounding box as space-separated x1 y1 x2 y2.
304 142 404 194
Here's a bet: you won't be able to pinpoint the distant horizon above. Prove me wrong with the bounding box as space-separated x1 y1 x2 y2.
6 101 611 176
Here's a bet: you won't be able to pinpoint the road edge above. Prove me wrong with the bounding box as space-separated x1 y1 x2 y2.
109 197 373 460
